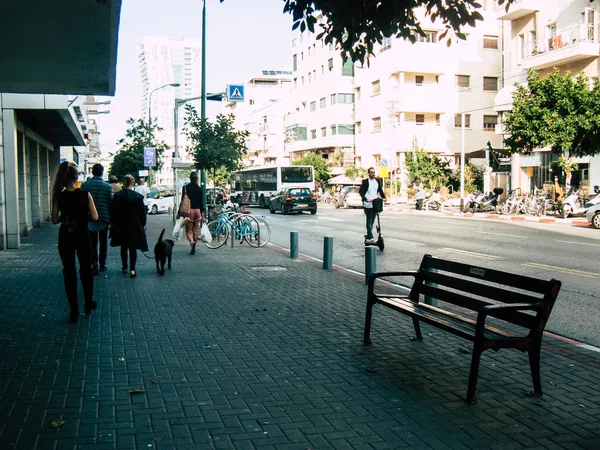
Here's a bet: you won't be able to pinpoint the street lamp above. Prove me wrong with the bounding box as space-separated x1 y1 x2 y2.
146 82 179 186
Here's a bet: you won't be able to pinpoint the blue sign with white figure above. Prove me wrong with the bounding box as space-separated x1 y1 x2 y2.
143 147 156 167
227 84 245 102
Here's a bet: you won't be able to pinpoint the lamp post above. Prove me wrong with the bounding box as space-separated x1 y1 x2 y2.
147 82 179 185
200 0 208 210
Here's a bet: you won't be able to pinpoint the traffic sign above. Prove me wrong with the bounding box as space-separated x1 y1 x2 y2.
227 84 245 102
380 159 388 178
380 159 388 166
143 147 156 167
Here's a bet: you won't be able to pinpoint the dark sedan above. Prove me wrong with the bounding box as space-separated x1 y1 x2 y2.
269 187 317 215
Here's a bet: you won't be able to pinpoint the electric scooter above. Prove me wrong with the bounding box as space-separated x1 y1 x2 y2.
364 199 384 251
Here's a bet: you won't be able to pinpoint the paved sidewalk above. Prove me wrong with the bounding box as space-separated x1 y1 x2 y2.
0 214 599 449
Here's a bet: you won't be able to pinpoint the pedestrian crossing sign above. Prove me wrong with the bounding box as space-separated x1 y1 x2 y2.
227 84 245 102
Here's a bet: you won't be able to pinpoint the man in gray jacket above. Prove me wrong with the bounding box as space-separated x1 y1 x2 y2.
81 164 113 275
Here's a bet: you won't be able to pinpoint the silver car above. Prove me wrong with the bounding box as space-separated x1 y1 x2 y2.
335 186 362 209
586 203 600 229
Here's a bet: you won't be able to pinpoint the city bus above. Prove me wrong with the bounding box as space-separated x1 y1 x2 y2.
230 165 315 208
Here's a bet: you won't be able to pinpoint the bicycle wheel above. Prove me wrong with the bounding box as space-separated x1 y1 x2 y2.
245 216 271 248
204 220 229 249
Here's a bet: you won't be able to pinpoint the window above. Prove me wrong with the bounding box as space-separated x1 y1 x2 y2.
320 97 326 108
435 114 441 126
483 35 499 49
413 30 437 43
330 94 336 104
483 114 498 130
321 127 326 137
308 72 312 82
328 58 334 71
331 125 337 135
355 86 361 100
311 129 317 139
483 77 498 91
310 101 316 111
381 37 392 52
321 65 325 75
416 114 425 125
372 117 382 132
337 93 354 103
415 75 424 86
355 121 362 134
301 76 304 85
292 54 297 72
456 75 470 89
454 114 471 128
372 80 381 95
293 78 297 89
338 124 355 135
342 59 354 76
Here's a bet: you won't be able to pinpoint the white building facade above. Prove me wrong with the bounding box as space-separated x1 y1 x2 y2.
137 36 202 186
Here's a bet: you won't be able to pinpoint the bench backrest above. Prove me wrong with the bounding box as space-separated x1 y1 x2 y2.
409 254 561 334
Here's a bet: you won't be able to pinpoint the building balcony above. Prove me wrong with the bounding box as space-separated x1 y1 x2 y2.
390 84 445 114
521 25 599 70
495 0 542 21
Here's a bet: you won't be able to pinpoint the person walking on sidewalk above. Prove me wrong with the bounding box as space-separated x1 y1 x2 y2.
359 167 386 244
178 171 205 255
51 161 99 323
110 174 148 278
134 177 151 214
109 175 122 193
81 164 112 275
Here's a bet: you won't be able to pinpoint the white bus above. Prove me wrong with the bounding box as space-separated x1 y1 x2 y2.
230 165 315 208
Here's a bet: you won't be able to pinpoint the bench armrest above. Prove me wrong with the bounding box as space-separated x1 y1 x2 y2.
475 302 543 336
368 271 419 294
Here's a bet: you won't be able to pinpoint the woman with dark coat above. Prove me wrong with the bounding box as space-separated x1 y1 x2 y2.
110 174 148 278
51 161 99 323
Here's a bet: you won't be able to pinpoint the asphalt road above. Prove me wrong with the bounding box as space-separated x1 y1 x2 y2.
256 204 600 347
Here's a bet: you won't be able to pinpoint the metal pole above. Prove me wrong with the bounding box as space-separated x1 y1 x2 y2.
323 236 333 270
172 104 179 221
200 0 207 210
460 112 466 211
290 231 298 259
365 246 376 285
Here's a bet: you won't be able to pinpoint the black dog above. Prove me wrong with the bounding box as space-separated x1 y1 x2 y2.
154 228 174 275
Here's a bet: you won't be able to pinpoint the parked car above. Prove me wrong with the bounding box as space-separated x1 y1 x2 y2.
335 186 362 209
147 189 175 215
586 203 600 229
269 187 317 215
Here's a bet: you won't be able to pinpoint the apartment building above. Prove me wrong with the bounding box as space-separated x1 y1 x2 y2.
494 0 600 193
137 36 202 186
223 71 293 167
286 14 357 172
354 3 504 188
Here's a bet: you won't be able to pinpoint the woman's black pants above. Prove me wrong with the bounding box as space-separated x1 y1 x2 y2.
58 226 93 310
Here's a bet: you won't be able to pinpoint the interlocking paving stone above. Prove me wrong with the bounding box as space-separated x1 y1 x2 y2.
1 216 600 449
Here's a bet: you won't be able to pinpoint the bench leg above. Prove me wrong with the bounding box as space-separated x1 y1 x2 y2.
412 317 423 341
527 347 543 396
466 344 484 404
364 299 374 345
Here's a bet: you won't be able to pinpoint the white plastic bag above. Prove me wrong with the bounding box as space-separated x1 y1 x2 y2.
199 222 212 243
172 217 186 241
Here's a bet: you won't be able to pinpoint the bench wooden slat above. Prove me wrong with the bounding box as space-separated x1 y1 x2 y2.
417 283 539 329
425 256 552 294
422 270 543 305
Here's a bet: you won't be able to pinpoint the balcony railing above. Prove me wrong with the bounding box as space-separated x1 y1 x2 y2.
522 25 597 59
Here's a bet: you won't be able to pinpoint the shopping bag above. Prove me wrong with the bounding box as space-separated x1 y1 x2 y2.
199 222 212 243
172 217 186 241
178 194 191 217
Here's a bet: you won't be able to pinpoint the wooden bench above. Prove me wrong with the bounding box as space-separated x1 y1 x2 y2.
364 254 561 404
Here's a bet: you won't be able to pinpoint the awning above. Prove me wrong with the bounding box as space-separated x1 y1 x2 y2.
16 109 85 146
327 175 363 185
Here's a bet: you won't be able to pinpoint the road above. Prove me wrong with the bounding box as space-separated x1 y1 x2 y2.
254 204 600 347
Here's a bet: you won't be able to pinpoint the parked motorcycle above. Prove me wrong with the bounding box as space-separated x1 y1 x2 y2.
463 188 504 213
424 192 442 211
560 186 600 218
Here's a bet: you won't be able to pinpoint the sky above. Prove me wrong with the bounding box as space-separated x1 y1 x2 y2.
94 0 294 154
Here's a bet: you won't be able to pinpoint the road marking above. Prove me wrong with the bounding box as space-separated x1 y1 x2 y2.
556 240 600 248
484 232 525 238
523 262 600 278
439 248 502 260
386 238 425 246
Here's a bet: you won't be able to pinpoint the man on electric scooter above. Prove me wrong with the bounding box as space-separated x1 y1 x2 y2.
359 167 386 244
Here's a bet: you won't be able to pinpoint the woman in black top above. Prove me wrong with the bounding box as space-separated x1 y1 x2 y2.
179 172 205 255
51 161 99 323
110 174 148 278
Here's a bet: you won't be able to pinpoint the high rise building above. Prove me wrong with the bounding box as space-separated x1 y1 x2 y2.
137 36 202 186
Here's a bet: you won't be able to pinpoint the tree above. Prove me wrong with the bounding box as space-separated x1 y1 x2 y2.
110 118 169 182
344 166 367 179
182 105 249 182
292 153 331 183
220 0 515 63
503 69 600 158
405 148 450 189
